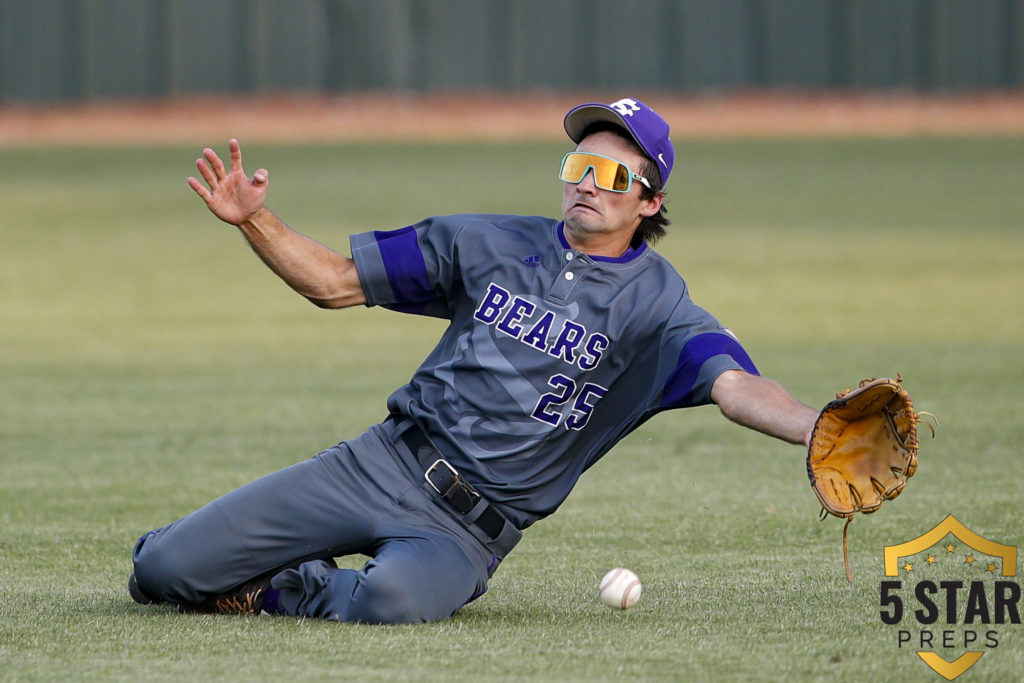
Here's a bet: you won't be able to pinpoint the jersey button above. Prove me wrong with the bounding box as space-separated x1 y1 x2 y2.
565 272 574 280
565 252 574 261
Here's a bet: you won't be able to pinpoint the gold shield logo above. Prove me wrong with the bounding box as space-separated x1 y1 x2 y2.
881 515 1019 680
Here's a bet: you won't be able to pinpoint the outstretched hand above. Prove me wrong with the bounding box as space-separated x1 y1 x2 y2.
187 139 269 225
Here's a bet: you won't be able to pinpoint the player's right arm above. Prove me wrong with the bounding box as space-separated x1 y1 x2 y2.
188 139 365 309
232 206 365 309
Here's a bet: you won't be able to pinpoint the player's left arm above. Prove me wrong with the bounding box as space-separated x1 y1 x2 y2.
710 369 818 446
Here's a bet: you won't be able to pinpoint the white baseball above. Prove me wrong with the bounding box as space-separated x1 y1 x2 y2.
598 567 642 610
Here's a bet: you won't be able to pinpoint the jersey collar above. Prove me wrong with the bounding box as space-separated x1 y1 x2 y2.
555 222 649 264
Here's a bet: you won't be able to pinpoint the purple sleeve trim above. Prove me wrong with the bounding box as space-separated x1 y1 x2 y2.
659 332 759 409
374 226 433 306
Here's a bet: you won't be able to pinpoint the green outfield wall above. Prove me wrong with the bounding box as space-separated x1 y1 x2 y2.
1 0 1021 102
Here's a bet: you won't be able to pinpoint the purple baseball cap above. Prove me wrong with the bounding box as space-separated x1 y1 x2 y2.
563 97 675 187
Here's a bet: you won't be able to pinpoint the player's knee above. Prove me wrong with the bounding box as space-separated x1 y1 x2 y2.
353 565 465 624
353 570 431 624
131 532 200 602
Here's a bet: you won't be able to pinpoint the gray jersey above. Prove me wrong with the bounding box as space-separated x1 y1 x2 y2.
351 214 757 528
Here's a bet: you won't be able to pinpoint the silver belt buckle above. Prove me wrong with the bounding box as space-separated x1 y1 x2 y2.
424 458 459 496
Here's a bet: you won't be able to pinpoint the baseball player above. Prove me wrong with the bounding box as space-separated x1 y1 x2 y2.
129 97 819 623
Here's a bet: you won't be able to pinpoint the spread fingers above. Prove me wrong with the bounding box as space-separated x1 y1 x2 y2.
187 175 212 202
204 146 229 180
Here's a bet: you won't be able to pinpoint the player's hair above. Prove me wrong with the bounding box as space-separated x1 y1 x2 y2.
579 122 670 247
634 154 668 247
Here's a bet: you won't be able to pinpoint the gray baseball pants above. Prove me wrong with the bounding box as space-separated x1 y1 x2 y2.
131 418 520 623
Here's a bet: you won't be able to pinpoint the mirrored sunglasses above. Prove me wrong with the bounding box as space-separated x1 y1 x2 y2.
558 152 651 193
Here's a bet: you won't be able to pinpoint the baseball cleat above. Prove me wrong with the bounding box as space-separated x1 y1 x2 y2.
178 576 270 615
179 557 338 616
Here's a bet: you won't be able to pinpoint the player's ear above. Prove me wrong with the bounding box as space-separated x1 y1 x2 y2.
638 191 664 218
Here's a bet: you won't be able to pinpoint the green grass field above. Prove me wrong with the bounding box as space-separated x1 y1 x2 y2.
1 137 1022 681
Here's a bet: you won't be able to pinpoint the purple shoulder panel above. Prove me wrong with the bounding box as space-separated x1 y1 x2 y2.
374 226 433 305
659 332 758 409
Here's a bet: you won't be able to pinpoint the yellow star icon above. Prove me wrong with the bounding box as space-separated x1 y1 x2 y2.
987 563 998 573
945 543 956 553
964 554 976 566
926 554 937 565
904 562 914 573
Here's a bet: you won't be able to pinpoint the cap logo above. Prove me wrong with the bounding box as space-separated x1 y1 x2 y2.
609 98 641 117
657 153 667 168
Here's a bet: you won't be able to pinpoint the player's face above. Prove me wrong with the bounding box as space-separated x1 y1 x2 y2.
561 130 662 255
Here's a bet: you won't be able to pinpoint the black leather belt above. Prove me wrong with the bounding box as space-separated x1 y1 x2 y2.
394 418 509 541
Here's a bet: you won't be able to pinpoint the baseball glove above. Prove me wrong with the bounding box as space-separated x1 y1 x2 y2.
807 375 933 581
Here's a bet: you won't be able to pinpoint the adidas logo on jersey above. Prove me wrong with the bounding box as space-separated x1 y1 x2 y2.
521 255 541 268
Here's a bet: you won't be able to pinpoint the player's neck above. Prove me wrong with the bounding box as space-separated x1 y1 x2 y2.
563 226 636 259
